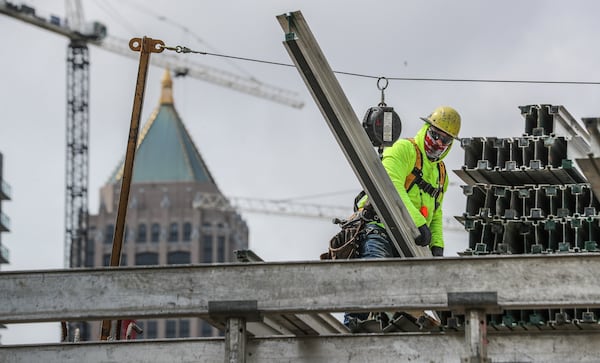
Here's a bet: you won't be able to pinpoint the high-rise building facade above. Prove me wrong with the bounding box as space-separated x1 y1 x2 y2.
82 70 248 340
0 152 10 266
0 152 10 341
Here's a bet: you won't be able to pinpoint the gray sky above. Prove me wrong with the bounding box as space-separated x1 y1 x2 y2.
2 0 600 344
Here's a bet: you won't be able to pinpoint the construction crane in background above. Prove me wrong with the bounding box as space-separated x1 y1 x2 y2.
0 0 304 268
192 193 465 232
194 193 353 220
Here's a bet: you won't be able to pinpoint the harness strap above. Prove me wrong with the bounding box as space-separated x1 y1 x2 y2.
404 138 422 192
353 138 447 212
406 138 446 201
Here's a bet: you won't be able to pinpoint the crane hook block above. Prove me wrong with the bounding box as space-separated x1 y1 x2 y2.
362 106 402 147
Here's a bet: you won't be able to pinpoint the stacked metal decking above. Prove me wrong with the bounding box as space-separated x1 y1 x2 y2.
455 104 596 255
451 104 600 330
460 183 600 254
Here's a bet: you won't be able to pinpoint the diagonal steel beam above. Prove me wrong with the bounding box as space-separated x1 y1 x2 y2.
275 11 424 257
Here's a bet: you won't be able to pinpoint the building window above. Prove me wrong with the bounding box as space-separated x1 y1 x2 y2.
136 321 144 339
202 234 212 263
200 321 213 337
183 222 192 242
104 224 114 244
166 320 177 338
76 322 91 342
83 236 95 267
151 223 160 242
168 223 179 242
146 320 157 339
179 319 190 338
162 319 190 338
167 251 190 265
135 252 158 266
217 236 226 262
124 225 129 244
137 224 147 243
103 253 127 266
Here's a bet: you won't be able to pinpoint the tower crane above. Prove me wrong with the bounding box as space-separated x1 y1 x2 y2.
0 0 304 268
193 193 352 220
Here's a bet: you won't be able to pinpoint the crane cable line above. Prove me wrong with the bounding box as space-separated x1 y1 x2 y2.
95 0 600 86
160 44 600 86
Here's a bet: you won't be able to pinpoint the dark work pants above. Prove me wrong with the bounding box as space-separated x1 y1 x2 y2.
343 225 399 326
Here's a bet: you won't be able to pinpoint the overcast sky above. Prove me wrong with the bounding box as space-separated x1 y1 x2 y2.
2 0 600 344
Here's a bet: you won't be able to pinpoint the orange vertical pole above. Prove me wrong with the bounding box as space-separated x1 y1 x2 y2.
100 37 164 341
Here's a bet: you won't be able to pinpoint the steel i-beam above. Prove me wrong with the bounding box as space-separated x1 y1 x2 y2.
275 11 423 257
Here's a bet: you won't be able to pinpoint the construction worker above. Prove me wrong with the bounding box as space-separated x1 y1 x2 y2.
345 105 460 330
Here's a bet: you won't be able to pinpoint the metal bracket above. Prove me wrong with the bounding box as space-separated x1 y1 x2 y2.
234 249 264 263
208 300 262 322
209 300 261 363
447 291 500 314
448 292 499 363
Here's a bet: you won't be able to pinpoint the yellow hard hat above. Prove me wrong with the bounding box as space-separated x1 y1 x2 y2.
420 106 461 139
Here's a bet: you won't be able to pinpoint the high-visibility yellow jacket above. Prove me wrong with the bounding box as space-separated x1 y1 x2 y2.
363 123 451 248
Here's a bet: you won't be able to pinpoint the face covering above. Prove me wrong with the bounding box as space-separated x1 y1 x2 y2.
424 128 451 161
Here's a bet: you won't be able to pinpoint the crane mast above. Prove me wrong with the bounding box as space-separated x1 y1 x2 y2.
63 0 87 268
63 0 90 269
65 39 89 268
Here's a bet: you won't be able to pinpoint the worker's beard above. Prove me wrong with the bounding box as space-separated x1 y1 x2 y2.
424 134 450 161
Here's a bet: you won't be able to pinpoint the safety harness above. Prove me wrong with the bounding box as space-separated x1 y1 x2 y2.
405 138 446 207
326 139 447 260
353 138 446 213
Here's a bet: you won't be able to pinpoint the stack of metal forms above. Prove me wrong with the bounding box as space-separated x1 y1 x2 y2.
452 104 600 330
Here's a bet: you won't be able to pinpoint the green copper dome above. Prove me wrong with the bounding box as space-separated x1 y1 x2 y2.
109 70 215 184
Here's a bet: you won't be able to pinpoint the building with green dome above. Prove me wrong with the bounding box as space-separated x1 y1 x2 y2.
82 70 248 340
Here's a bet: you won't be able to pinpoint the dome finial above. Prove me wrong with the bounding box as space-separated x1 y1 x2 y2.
160 69 174 104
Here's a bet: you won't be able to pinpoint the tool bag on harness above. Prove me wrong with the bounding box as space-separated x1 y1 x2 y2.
320 138 446 260
320 212 366 260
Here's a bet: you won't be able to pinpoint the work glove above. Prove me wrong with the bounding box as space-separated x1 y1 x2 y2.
431 246 444 256
415 224 432 247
